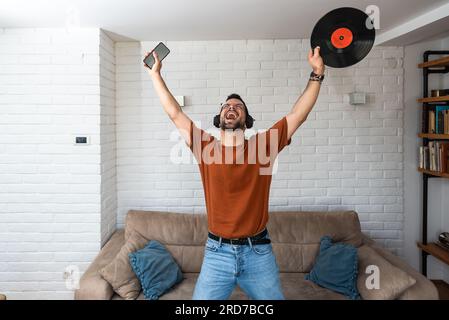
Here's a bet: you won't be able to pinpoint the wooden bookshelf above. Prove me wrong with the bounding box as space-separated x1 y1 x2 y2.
417 95 449 103
418 133 449 139
418 55 449 68
418 242 449 265
418 168 449 178
418 50 449 278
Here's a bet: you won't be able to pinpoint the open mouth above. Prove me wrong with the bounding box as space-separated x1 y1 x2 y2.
225 111 238 120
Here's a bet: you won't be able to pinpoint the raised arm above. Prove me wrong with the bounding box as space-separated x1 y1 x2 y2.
286 46 325 140
144 51 193 147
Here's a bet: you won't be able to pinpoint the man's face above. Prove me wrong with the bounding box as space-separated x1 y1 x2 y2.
219 98 247 131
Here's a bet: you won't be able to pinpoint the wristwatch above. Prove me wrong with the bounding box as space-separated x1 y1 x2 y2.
309 71 325 84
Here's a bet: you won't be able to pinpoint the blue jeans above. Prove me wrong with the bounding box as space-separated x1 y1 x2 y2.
192 230 285 300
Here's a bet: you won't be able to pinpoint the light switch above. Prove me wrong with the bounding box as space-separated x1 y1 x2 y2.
74 136 90 145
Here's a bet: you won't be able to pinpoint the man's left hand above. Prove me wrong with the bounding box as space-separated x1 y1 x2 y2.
308 46 325 76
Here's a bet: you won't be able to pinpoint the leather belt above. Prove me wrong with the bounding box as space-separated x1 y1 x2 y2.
208 228 271 245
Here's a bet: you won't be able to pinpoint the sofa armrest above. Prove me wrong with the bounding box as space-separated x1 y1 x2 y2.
361 232 375 246
367 242 439 300
74 229 125 300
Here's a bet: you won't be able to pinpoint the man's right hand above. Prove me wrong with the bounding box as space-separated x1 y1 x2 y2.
145 48 193 148
144 51 162 78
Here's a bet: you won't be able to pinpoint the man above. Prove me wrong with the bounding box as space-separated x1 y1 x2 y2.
144 46 324 300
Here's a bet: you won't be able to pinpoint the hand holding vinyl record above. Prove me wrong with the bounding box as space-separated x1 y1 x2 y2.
311 7 375 68
308 46 325 75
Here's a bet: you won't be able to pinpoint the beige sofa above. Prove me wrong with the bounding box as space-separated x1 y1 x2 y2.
75 210 438 300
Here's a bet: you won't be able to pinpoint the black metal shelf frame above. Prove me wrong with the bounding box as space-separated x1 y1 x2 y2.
420 50 449 276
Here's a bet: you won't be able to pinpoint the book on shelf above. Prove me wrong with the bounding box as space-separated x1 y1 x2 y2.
427 106 449 134
436 106 449 134
443 110 449 134
428 110 435 133
419 146 422 168
443 142 449 172
431 141 436 170
419 146 430 170
419 141 449 173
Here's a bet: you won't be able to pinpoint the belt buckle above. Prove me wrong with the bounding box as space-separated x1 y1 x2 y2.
230 238 240 245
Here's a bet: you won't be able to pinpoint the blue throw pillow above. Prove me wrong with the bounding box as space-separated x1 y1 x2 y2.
305 236 360 300
129 240 183 300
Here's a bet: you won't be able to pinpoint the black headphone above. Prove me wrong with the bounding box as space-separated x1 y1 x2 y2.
213 104 254 129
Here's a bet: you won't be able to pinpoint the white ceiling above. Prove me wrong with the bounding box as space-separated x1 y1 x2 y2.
1 0 449 45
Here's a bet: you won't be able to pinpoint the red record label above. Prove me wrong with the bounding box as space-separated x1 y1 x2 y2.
331 27 353 49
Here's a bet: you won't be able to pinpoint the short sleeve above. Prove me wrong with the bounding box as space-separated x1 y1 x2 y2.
257 116 291 158
269 116 291 153
187 120 214 163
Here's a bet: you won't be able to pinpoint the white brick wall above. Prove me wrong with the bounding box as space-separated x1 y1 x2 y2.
99 31 117 246
0 28 103 299
0 32 405 299
116 40 404 255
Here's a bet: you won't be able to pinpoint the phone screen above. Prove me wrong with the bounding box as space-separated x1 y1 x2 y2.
144 42 170 69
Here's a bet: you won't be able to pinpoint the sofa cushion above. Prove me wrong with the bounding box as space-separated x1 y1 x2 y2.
124 210 363 273
111 273 348 300
129 240 183 300
75 230 125 300
124 211 209 244
267 211 363 247
164 244 205 273
99 231 148 299
357 245 416 300
305 236 360 300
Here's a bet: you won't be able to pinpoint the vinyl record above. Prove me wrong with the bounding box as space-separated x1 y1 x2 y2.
311 7 375 68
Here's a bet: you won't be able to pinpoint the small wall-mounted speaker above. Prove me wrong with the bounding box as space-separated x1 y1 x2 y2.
349 92 366 105
175 96 185 107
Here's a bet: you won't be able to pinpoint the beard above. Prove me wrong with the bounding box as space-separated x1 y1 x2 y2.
220 118 245 130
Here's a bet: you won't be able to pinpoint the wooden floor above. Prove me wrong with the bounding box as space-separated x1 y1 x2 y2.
432 280 449 300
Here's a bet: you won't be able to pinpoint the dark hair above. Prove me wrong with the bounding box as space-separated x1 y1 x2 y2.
226 93 246 105
213 93 254 128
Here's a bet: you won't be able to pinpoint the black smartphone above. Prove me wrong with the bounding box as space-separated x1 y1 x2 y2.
143 42 170 69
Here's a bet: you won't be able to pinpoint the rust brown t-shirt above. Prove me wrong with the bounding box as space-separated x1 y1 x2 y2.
188 117 291 238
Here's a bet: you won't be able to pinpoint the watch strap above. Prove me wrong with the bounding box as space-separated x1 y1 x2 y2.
310 71 325 84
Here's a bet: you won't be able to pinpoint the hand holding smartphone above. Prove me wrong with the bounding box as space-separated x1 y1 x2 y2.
143 42 170 70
